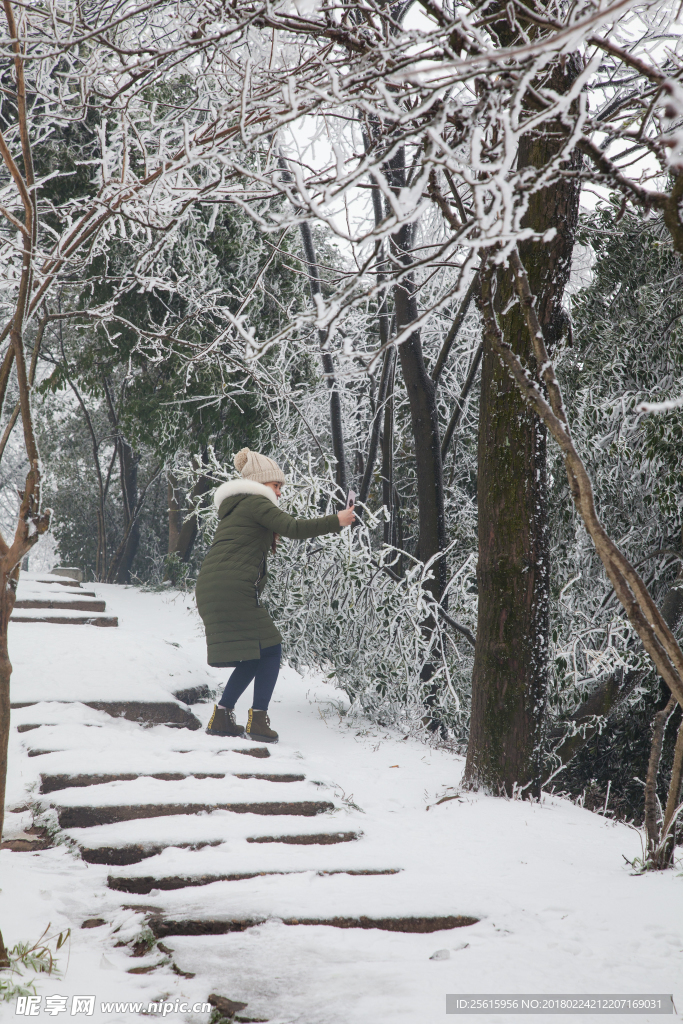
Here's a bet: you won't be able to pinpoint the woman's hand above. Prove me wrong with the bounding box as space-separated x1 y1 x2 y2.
337 505 356 528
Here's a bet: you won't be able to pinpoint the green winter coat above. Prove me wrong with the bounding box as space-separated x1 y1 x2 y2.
195 479 341 666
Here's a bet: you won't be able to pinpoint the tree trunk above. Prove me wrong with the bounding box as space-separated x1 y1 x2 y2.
391 217 447 598
359 174 392 506
167 473 214 567
0 469 49 841
0 6 52 838
0 583 13 844
168 473 182 553
661 714 683 862
464 57 582 796
644 694 677 858
298 219 348 499
441 341 483 463
394 266 447 596
278 155 348 498
113 439 140 584
381 349 395 547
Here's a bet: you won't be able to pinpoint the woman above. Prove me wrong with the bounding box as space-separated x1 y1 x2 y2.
196 448 356 743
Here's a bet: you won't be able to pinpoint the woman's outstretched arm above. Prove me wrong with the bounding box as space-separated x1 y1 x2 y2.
249 496 350 540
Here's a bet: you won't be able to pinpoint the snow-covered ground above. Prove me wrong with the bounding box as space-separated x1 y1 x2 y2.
1 584 682 1023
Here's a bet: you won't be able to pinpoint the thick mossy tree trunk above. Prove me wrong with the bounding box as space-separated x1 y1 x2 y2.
464 56 582 796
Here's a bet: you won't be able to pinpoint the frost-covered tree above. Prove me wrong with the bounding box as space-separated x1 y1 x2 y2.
3 0 683 847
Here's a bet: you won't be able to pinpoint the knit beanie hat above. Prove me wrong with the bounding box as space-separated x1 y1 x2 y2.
234 447 285 484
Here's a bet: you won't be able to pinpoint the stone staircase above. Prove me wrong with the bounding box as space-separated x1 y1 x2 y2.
11 572 118 626
4 658 479 1021
9 695 476 972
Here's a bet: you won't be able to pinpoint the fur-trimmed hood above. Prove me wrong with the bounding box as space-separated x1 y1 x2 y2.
213 478 279 510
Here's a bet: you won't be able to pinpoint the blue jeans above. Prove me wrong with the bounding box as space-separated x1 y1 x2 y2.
218 643 281 712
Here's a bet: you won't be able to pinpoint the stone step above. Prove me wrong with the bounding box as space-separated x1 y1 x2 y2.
149 914 479 937
27 743 270 758
108 867 400 894
246 832 359 845
12 700 201 730
0 825 51 852
174 746 270 758
80 841 223 866
57 800 335 829
24 575 82 588
40 771 305 794
78 830 361 865
18 588 97 598
10 613 118 626
14 598 106 612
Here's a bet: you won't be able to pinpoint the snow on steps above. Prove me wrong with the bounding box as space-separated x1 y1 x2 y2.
49 769 337 826
12 701 202 730
125 869 478 936
70 809 363 864
11 571 118 626
10 703 475 939
3 588 481 1019
38 770 305 793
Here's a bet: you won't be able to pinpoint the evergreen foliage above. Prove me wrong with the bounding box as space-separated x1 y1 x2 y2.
548 204 683 820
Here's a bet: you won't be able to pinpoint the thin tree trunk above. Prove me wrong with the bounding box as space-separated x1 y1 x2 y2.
0 587 12 845
278 155 348 498
107 462 160 585
390 164 447 597
393 262 446 594
0 2 52 839
359 172 392 506
168 474 182 553
661 715 683 862
388 147 448 729
0 470 49 841
67 370 110 581
464 55 582 797
392 482 404 574
431 274 479 386
113 440 141 583
441 342 483 462
168 473 214 566
100 373 142 584
381 349 396 547
64 371 109 579
0 312 49 464
644 694 677 858
298 219 348 499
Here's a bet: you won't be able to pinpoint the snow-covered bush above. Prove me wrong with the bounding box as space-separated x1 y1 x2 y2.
189 451 475 741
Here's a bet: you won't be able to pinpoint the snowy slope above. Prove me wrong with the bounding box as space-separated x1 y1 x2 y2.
1 584 682 1024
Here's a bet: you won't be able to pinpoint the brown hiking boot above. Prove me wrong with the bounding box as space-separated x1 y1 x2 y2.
206 705 245 737
246 708 279 744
